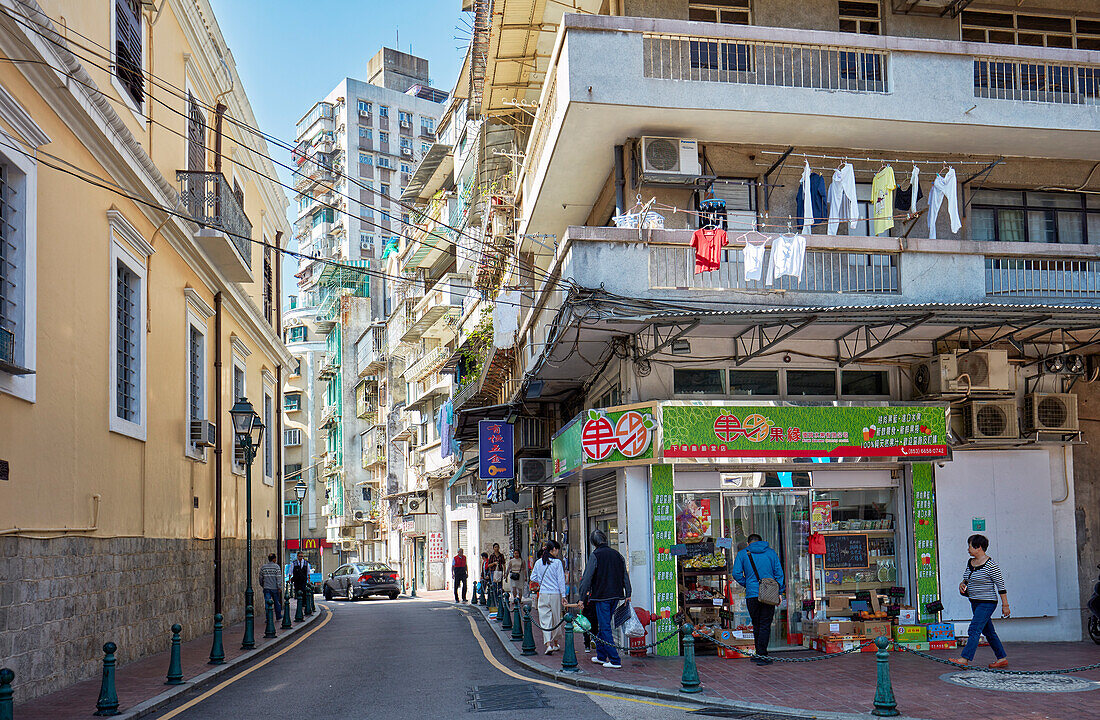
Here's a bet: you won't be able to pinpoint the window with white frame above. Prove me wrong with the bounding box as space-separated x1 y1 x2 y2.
377 156 392 169
358 127 371 139
285 392 301 411
400 137 412 149
688 0 750 24
284 428 302 445
359 153 373 166
420 117 434 133
379 105 389 117
380 183 390 197
263 389 274 483
399 110 412 125
288 325 307 342
379 131 390 144
110 233 148 439
357 100 371 115
360 232 375 252
113 0 144 108
400 163 411 174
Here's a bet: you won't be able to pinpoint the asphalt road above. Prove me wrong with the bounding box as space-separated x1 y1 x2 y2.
149 597 701 720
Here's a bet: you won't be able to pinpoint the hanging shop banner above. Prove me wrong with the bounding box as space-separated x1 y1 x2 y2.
479 420 514 482
651 464 679 657
661 404 948 461
912 463 940 623
552 402 657 479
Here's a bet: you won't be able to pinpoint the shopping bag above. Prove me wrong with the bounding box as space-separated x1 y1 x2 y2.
621 609 645 638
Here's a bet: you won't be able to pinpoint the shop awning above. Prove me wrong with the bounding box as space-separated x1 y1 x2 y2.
448 458 478 488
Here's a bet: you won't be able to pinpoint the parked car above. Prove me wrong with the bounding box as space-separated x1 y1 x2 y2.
322 562 401 601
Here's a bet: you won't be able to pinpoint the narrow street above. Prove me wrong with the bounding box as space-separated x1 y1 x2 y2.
149 598 694 720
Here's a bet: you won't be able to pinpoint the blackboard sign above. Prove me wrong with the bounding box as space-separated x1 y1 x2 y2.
671 541 716 557
823 534 869 570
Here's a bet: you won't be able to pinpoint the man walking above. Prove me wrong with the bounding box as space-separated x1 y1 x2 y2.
732 533 785 666
578 530 631 669
291 552 311 604
452 548 469 603
259 553 283 619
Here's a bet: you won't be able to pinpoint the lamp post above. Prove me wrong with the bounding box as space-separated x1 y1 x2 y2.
294 479 307 567
229 397 264 651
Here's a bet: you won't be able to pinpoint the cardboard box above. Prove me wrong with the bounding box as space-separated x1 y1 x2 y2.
813 637 863 654
926 622 953 641
855 621 892 639
929 640 955 650
898 608 917 625
718 646 751 659
894 624 927 642
898 641 930 651
809 620 856 637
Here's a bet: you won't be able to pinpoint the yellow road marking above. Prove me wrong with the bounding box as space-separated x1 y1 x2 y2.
156 606 333 719
462 612 692 711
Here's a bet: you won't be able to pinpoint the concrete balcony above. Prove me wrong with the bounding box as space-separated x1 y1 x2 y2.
409 274 470 340
403 345 450 382
320 403 339 429
317 352 340 380
407 370 451 410
176 171 253 282
356 324 386 377
521 15 1100 233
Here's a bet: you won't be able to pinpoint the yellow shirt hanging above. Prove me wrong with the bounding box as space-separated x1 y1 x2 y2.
872 166 896 236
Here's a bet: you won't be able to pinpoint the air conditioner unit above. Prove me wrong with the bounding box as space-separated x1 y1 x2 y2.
401 147 412 156
1023 392 1079 433
912 350 1011 396
340 526 355 537
233 444 247 465
354 510 364 521
406 492 428 514
190 420 216 447
518 458 553 486
359 109 370 117
640 137 701 177
911 354 958 397
958 400 1018 440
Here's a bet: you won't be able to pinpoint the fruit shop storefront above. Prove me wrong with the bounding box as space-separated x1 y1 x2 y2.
552 401 950 656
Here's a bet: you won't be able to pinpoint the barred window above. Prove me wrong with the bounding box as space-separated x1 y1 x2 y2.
115 260 139 422
0 164 22 369
188 325 203 423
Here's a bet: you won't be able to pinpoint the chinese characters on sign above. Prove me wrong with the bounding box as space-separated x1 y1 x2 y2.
912 463 940 623
479 420 514 502
552 404 657 480
650 464 678 657
428 531 445 563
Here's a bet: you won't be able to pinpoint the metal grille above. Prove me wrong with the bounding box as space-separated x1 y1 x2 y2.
643 34 889 93
188 325 201 423
467 684 550 712
264 393 273 477
0 164 16 345
115 0 143 105
116 261 139 421
985 256 1100 297
650 245 899 293
176 171 252 267
263 246 273 323
974 57 1100 105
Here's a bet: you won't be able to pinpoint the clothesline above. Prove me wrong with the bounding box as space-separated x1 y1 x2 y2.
754 150 998 167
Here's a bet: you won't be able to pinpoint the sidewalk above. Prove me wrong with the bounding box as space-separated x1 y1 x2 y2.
14 602 324 719
471 601 1100 720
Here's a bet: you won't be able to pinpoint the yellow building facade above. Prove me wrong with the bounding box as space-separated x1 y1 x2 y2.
0 0 291 700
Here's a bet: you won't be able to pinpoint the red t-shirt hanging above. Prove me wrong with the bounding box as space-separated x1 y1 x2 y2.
690 228 728 274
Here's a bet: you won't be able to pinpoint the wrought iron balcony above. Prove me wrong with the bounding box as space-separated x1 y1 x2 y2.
177 171 253 281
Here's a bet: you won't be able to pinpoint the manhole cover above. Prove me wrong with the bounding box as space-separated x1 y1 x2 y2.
941 671 1100 693
690 708 819 719
467 684 551 712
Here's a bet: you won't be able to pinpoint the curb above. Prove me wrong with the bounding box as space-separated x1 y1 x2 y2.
473 605 929 720
113 604 326 720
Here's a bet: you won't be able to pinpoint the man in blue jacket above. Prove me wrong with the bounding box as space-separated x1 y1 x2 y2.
732 534 785 665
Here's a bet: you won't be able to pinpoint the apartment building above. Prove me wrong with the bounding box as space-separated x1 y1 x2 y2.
0 0 293 699
444 0 1100 652
287 47 445 568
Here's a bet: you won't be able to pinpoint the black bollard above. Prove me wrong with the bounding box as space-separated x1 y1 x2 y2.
872 636 900 717
281 589 293 630
501 594 513 630
264 597 277 638
241 604 256 650
94 642 120 716
208 613 225 665
0 667 14 720
294 590 304 622
305 587 315 616
521 604 537 656
165 624 184 685
511 601 524 641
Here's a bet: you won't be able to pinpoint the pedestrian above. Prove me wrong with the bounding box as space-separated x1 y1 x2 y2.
732 533 785 666
259 553 283 619
291 552 311 602
530 540 566 654
578 530 631 669
452 548 469 603
581 589 600 652
506 549 527 602
488 543 506 594
951 534 1010 668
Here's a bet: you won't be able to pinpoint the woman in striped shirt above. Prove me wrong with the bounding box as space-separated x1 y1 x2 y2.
951 533 1010 668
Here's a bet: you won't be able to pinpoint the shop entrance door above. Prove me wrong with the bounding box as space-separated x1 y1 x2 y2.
415 538 426 591
722 492 810 649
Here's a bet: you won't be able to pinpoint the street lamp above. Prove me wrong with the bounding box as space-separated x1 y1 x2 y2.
229 397 264 650
294 480 307 571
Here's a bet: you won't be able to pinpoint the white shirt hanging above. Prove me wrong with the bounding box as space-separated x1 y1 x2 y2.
800 161 813 236
743 239 767 282
767 234 806 285
826 163 859 235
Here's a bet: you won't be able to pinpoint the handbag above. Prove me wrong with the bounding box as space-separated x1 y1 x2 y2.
748 553 782 606
510 571 521 581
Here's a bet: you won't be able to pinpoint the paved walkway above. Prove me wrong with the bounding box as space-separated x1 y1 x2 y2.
469 598 1100 720
14 601 322 719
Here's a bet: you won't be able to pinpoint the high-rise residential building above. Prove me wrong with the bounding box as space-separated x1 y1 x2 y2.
285 48 445 569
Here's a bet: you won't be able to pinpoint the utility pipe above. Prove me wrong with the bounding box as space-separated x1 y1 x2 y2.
0 495 101 535
613 144 625 217
214 292 224 615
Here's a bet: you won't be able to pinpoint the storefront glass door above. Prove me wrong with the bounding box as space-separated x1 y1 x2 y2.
722 492 810 648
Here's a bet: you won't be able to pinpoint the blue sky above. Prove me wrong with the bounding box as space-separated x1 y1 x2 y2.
208 0 466 300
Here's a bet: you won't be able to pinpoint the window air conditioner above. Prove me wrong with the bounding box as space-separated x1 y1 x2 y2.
354 510 365 521
359 109 370 117
958 400 1018 440
233 444 247 465
639 137 701 177
401 147 412 156
189 420 216 447
1023 392 1079 433
406 492 428 514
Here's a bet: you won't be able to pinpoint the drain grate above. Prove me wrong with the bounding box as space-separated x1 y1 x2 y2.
689 708 819 720
467 684 552 712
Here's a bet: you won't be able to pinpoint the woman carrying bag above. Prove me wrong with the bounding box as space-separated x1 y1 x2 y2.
506 549 527 602
951 534 1010 668
530 540 565 654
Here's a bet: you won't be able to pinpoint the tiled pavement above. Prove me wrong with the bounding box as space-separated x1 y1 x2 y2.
460 594 1100 720
14 603 322 719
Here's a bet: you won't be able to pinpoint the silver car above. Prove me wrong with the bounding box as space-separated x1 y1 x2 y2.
322 562 401 601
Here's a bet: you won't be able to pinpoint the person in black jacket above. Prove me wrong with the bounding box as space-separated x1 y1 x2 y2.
578 530 631 668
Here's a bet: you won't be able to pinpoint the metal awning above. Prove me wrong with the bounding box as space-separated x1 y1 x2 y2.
400 143 454 203
448 458 478 488
453 402 516 441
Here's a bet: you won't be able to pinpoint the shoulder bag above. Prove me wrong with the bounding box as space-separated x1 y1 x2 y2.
748 553 781 606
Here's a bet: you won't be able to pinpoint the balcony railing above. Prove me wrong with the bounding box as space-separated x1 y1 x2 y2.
649 245 900 294
974 57 1099 106
986 257 1100 298
643 34 888 93
177 171 252 266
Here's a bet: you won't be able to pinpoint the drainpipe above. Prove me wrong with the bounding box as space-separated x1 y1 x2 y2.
614 145 626 217
214 292 224 615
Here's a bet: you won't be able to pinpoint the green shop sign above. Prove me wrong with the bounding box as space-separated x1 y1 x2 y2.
912 463 940 623
650 464 679 656
551 403 657 479
661 404 948 461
